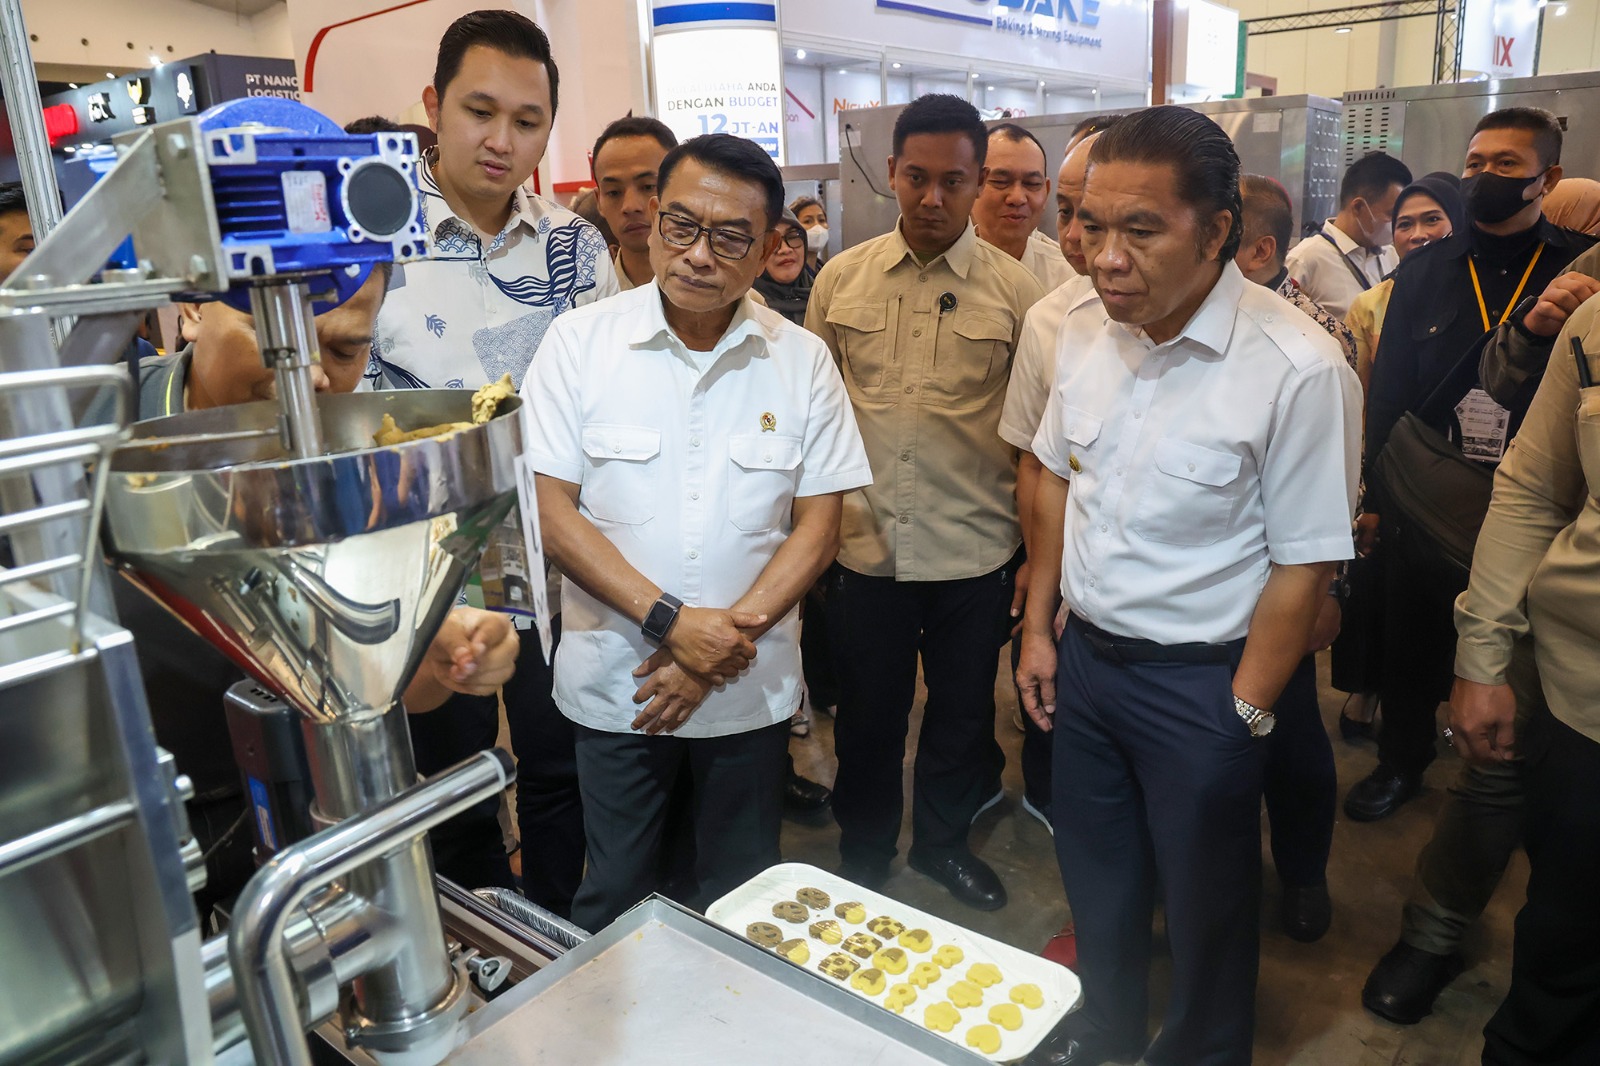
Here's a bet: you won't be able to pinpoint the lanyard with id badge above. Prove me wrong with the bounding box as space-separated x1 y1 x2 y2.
1456 245 1544 462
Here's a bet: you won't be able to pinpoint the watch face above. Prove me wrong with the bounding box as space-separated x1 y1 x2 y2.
1253 713 1276 737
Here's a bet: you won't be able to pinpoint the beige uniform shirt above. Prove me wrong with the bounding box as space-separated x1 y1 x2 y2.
806 221 1045 580
1455 293 1600 743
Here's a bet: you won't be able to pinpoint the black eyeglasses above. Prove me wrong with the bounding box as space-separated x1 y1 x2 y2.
778 228 806 250
658 211 759 261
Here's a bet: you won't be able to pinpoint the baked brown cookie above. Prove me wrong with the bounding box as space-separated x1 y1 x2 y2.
796 887 831 910
745 921 783 947
809 919 843 944
777 938 810 964
771 900 808 924
834 901 867 924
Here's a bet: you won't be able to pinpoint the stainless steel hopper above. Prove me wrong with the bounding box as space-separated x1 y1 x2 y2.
102 388 524 1065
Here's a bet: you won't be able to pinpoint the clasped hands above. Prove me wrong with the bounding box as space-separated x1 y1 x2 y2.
630 605 768 735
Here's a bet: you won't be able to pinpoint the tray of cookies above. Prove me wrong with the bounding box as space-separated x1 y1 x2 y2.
707 863 1080 1062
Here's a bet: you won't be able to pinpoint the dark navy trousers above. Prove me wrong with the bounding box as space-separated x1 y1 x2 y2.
1053 619 1264 1066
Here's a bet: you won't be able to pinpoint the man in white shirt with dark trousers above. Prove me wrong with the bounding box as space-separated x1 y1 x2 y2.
524 133 870 933
1284 150 1410 320
1017 107 1361 1066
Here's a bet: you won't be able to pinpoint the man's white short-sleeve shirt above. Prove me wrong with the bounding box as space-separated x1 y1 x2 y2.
1000 272 1096 452
523 282 872 737
1032 262 1361 646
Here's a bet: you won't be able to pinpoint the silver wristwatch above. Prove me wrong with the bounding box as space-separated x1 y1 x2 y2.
1234 695 1276 737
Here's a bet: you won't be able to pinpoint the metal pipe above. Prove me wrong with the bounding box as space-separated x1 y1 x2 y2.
0 800 134 877
227 749 514 1066
301 713 459 1055
249 282 326 459
0 0 64 247
472 888 591 951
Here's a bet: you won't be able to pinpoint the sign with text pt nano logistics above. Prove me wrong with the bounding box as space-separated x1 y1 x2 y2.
652 0 786 164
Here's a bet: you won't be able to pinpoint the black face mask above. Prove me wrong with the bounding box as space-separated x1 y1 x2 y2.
1462 169 1547 225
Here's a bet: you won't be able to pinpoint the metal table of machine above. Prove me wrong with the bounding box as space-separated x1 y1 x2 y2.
451 897 984 1065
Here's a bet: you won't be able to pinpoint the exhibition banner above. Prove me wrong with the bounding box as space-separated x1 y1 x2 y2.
652 1 786 162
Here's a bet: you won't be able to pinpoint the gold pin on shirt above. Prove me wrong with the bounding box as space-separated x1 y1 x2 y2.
760 412 777 432
1069 454 1082 473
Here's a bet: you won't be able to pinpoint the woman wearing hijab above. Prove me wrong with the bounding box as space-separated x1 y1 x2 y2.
752 210 813 327
1346 172 1468 394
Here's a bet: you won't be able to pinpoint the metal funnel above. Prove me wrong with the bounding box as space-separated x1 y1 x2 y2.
102 389 522 725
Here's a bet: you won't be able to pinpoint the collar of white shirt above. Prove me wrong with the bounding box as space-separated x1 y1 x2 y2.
626 280 776 365
419 153 547 252
1109 260 1246 357
884 219 977 278
1320 218 1373 260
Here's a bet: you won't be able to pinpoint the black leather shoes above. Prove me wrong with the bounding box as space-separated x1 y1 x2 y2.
1362 940 1465 1024
907 849 1007 911
1029 1029 1144 1065
783 768 832 814
1280 882 1332 943
1344 765 1422 822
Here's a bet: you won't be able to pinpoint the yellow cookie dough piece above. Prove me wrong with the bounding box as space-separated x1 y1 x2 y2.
796 887 831 910
932 944 965 968
834 901 867 924
841 932 883 959
777 938 810 965
884 983 918 1014
867 916 905 938
771 900 807 924
809 919 843 944
470 373 515 424
745 921 783 947
873 947 908 975
924 1002 961 1033
850 967 887 996
967 962 1003 987
818 952 860 980
989 1003 1024 1031
948 980 984 1008
966 1024 1002 1055
1010 983 1045 1009
898 928 933 953
909 961 943 989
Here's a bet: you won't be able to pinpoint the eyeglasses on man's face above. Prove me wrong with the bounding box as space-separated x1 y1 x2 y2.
657 211 760 261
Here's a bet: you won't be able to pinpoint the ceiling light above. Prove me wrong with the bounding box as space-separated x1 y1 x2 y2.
105 71 114 78
1335 25 1352 32
892 61 902 69
68 82 78 88
149 54 161 66
1039 80 1046 88
838 68 848 75
986 85 995 91
795 48 806 60
1555 3 1568 13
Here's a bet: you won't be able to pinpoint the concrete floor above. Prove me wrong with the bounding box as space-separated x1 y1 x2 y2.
783 651 1528 1065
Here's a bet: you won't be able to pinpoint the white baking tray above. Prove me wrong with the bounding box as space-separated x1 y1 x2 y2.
706 863 1081 1062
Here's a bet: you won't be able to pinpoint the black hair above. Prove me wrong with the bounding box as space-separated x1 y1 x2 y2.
1069 113 1122 145
1239 174 1293 270
1338 151 1412 209
591 116 678 175
892 93 987 166
789 195 824 219
1089 106 1243 262
657 134 785 230
989 122 1047 165
343 115 399 135
433 10 559 118
1475 106 1564 168
0 181 26 218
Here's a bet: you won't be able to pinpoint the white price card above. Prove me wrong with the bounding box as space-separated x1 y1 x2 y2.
1456 388 1511 463
515 454 554 665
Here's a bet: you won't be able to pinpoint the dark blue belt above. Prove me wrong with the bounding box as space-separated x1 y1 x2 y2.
1069 615 1240 665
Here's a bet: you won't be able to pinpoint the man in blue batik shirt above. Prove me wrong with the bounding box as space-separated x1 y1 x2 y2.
369 10 617 915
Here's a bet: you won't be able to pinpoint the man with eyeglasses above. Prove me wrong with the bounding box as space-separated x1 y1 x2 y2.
523 133 871 932
972 123 1073 291
808 94 1045 910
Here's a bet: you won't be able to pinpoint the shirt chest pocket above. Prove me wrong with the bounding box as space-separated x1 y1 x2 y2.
1133 437 1243 547
825 303 891 392
581 423 661 526
926 308 1012 407
727 434 803 532
1577 387 1600 497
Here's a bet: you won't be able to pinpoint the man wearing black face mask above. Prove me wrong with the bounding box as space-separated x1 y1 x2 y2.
1350 108 1596 825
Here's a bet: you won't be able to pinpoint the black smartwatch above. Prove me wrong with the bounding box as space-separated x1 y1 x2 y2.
641 592 684 645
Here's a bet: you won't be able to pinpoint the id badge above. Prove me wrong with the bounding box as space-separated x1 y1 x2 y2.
1455 388 1511 463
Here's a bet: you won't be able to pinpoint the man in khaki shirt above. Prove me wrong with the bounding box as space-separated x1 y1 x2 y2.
1449 293 1600 1063
807 94 1044 909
